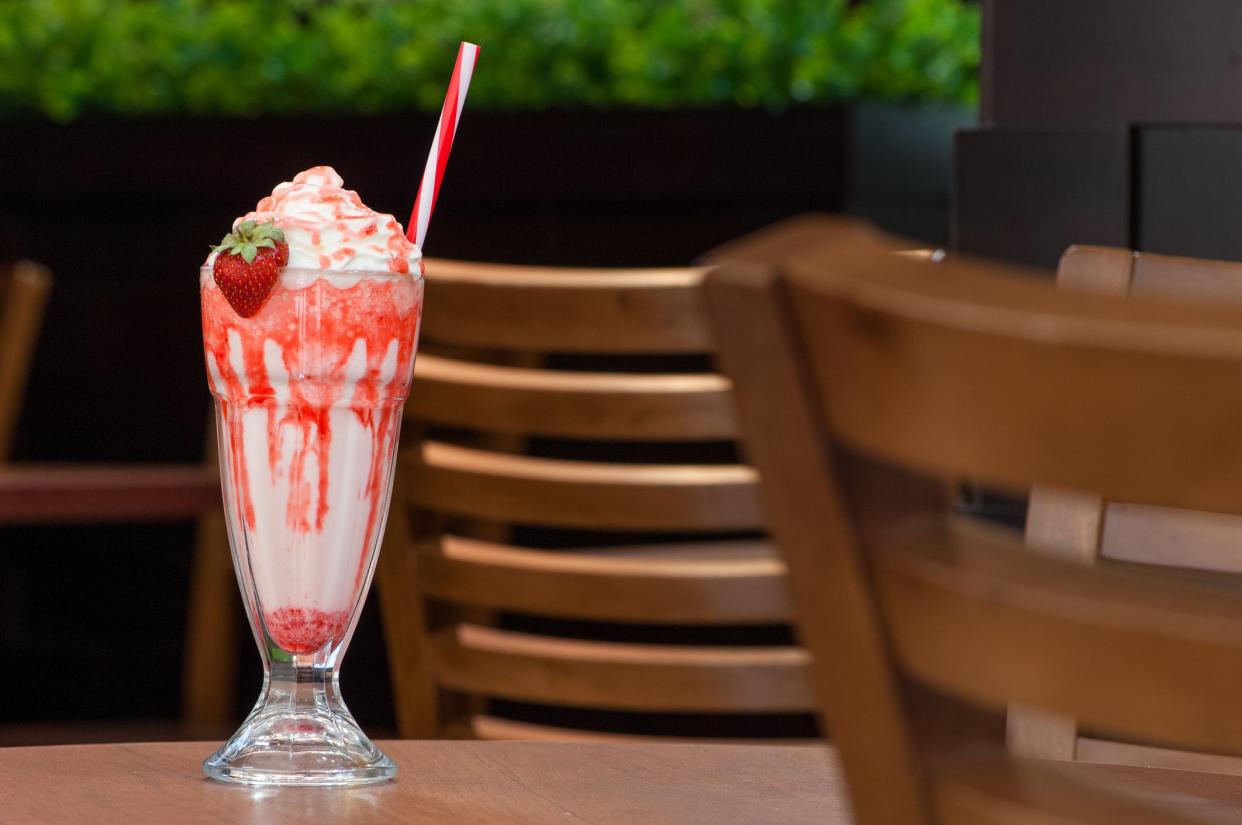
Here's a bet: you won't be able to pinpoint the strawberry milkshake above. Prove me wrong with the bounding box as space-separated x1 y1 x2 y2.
201 166 421 786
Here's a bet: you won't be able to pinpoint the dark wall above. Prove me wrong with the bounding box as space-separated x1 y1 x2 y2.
956 0 1242 269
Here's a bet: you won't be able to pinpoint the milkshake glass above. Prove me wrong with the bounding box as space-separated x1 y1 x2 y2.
200 168 422 786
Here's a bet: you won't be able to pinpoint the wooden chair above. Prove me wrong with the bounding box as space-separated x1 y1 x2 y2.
1013 247 1242 770
377 258 814 742
706 216 1242 824
0 458 236 743
0 260 236 738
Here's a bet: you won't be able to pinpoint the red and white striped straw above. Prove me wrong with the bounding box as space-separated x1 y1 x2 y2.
408 41 480 249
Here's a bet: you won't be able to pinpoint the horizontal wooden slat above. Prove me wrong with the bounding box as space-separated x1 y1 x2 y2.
1131 248 1242 305
403 441 763 531
934 752 1217 825
1076 738 1242 778
785 231 1242 516
445 713 814 745
874 518 1242 758
417 535 789 623
421 258 710 353
407 354 738 440
0 465 221 525
431 624 813 713
1101 503 1242 575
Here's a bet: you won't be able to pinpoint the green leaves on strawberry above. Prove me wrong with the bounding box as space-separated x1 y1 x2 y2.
211 220 289 317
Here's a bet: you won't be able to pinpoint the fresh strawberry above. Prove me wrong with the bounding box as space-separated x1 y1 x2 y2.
210 219 289 317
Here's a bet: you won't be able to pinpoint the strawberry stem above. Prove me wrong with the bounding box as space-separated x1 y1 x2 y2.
213 220 286 264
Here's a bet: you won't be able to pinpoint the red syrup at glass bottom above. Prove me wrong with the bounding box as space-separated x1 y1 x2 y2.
264 607 352 654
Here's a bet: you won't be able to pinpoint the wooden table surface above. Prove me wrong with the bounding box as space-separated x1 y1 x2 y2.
12 739 1242 823
0 740 848 824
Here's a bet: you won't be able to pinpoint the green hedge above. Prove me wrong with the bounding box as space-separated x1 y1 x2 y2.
0 0 980 121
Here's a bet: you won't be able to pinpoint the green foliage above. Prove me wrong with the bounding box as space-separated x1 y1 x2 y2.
842 0 982 104
0 0 980 121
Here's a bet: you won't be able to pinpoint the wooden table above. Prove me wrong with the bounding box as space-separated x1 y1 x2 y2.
0 740 847 824
12 740 1242 823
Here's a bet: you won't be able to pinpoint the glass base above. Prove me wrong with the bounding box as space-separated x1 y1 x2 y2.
204 659 396 787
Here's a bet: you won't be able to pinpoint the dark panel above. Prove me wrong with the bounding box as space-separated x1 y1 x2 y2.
984 0 1242 128
978 0 997 125
844 104 975 246
953 129 1130 269
1139 128 1242 262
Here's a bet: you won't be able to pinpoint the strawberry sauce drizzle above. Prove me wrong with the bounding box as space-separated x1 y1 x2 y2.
203 272 421 653
230 166 419 276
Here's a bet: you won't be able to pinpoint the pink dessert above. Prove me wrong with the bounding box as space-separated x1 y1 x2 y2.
201 167 423 655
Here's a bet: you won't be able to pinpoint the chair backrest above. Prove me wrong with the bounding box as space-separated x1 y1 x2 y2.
0 261 51 464
705 217 1242 825
377 257 812 742
1015 247 1242 764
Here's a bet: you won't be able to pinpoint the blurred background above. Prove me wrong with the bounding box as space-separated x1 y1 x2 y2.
0 0 979 740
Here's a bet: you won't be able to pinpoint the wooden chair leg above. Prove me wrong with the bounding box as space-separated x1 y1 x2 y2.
377 495 439 738
181 421 238 735
181 504 238 735
0 262 52 464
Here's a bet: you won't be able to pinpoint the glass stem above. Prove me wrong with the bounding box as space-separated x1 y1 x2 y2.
261 656 342 717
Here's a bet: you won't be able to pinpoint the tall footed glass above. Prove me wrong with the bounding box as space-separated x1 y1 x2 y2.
200 267 423 786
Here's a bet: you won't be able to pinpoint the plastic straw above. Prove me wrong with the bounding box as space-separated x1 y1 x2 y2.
408 42 480 249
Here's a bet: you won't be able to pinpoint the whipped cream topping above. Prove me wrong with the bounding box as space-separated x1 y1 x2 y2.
206 166 422 275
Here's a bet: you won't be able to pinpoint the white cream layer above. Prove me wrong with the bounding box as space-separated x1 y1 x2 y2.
204 166 422 274
208 332 403 618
